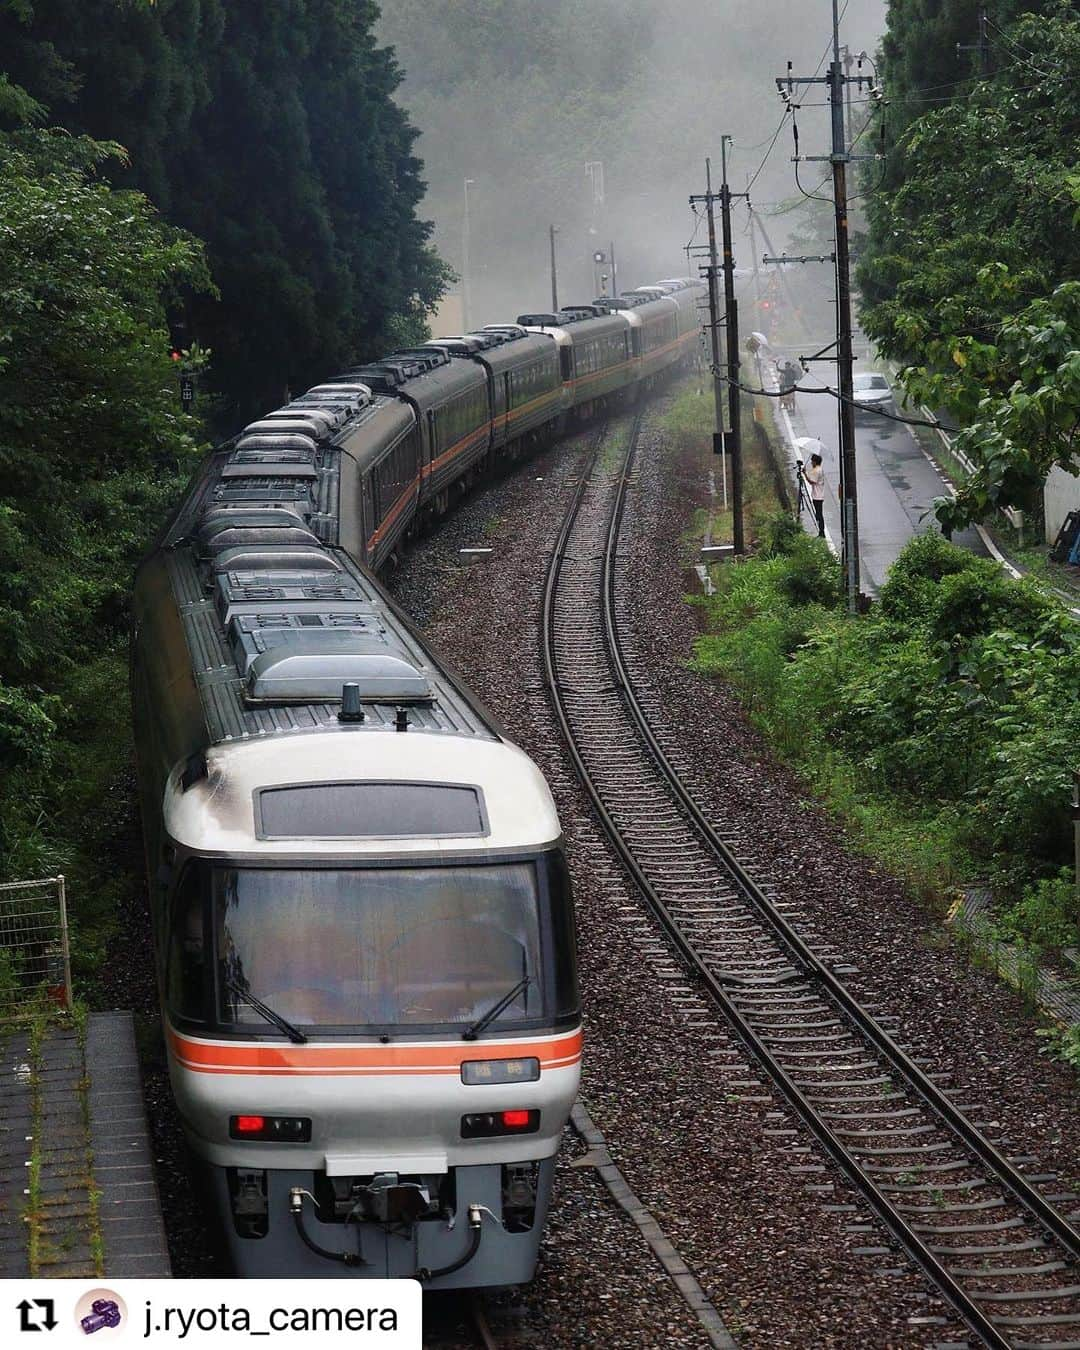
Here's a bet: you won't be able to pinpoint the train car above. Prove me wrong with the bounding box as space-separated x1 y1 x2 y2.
347 348 491 519
132 269 702 1286
423 326 563 455
595 292 683 387
132 388 582 1284
516 306 635 415
653 279 707 350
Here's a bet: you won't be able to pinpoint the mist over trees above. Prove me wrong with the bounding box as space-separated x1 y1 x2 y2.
377 0 885 324
0 0 450 420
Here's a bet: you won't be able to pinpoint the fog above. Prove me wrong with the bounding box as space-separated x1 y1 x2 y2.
377 0 886 332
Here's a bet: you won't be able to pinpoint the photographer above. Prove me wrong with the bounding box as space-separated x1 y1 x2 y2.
798 451 827 538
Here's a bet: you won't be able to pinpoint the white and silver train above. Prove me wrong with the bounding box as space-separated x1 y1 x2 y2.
132 276 702 1284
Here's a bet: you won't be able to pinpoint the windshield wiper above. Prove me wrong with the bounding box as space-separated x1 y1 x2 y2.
462 976 532 1042
226 978 308 1045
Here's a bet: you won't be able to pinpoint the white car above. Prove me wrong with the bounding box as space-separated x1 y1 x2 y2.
852 371 895 415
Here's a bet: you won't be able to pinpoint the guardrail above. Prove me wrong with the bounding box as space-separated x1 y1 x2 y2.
0 876 73 1022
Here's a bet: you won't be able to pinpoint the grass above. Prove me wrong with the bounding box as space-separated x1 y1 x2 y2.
73 999 105 1276
19 997 103 1276
23 1002 48 1275
659 381 786 560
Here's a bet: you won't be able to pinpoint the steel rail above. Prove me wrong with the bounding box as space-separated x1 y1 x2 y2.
604 426 1080 1262
468 1294 499 1350
541 409 1079 1349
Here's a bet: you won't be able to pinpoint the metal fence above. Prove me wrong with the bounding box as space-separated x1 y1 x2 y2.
0 876 73 1022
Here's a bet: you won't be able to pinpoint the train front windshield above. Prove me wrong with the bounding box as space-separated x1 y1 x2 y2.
166 858 577 1033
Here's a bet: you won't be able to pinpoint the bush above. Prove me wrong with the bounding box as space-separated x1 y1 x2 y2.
692 525 1080 948
996 870 1079 954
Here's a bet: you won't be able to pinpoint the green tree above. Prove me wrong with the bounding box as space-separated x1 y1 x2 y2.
0 0 450 421
859 6 1080 525
0 124 210 883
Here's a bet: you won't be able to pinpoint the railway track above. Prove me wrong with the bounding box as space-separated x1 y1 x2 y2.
541 410 1080 1349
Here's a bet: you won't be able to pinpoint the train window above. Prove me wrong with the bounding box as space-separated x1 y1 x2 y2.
256 782 485 838
560 349 572 382
214 863 545 1032
166 866 207 1022
542 851 579 1019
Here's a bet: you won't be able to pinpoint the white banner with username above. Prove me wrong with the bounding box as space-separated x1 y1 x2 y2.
1 1281 421 1348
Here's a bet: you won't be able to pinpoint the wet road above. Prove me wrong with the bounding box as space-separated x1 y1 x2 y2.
782 368 987 594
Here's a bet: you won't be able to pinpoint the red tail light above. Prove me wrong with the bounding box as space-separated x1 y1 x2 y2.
229 1115 311 1141
461 1109 540 1138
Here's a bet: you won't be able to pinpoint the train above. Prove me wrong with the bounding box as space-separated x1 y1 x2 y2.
131 276 703 1284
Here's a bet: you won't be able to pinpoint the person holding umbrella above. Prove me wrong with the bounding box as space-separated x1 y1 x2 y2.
795 436 829 538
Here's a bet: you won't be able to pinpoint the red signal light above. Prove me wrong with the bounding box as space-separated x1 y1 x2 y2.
235 1115 266 1134
501 1109 531 1129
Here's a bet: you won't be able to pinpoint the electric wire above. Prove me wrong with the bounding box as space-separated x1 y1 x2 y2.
984 17 1065 78
744 107 792 196
709 363 958 431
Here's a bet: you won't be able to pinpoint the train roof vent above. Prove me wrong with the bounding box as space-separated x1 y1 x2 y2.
201 506 304 530
222 453 318 481
560 305 609 321
210 547 342 574
464 331 507 349
517 313 560 327
482 324 530 340
196 510 320 553
302 382 372 406
349 363 410 391
389 348 452 371
245 415 338 438
424 338 481 356
244 631 432 703
233 431 319 456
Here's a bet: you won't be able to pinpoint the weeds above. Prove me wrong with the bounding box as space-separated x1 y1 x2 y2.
1036 1023 1080 1071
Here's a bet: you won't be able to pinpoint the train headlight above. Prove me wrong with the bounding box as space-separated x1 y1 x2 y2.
229 1115 311 1142
461 1057 540 1086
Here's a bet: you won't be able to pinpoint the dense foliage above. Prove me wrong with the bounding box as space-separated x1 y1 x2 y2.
694 527 1079 952
0 0 450 421
860 3 1080 527
0 124 209 938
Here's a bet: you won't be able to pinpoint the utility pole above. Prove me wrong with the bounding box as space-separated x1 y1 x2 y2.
829 5 860 613
841 45 855 147
462 178 475 331
957 9 990 75
549 225 560 312
690 151 749 550
609 239 617 298
719 136 745 556
690 158 729 513
776 0 875 613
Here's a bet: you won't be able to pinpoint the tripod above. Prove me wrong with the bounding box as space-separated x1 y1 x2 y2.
795 460 814 522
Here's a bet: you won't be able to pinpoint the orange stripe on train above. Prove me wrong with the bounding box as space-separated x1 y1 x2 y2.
169 1027 583 1076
